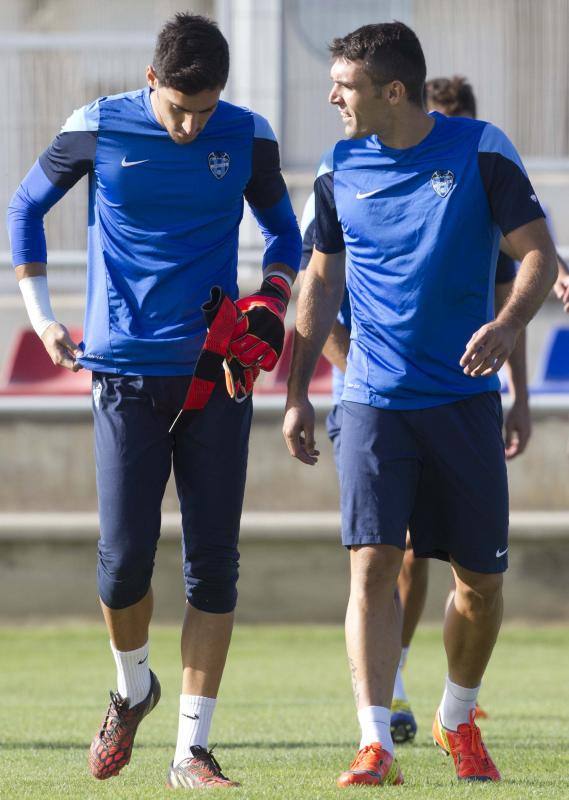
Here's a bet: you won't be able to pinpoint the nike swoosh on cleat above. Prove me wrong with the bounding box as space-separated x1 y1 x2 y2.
121 157 150 167
356 188 383 200
496 547 508 558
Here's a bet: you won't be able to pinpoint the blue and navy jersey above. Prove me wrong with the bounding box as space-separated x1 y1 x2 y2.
7 88 301 375
314 112 544 409
301 182 518 405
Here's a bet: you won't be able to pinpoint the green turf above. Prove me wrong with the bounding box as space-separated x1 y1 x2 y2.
1 624 568 799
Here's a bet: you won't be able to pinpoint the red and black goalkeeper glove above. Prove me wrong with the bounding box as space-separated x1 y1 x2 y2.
229 273 292 372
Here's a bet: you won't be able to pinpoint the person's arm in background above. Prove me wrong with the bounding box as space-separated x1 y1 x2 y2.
553 252 569 312
494 252 530 458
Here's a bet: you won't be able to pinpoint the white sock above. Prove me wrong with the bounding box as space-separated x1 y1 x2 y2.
358 705 394 755
110 640 151 707
440 676 480 731
393 647 409 701
174 695 217 766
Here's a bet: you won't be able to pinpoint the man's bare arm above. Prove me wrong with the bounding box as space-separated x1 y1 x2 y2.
495 280 531 458
461 218 557 377
554 252 569 312
297 268 349 372
283 249 345 464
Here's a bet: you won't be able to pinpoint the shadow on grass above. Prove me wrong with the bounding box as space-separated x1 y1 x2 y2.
2 740 357 752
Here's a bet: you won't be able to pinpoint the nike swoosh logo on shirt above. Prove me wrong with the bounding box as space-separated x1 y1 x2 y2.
356 188 383 200
496 547 508 558
121 157 150 167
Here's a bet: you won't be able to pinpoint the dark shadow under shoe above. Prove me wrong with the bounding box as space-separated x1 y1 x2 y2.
167 746 240 789
89 670 161 779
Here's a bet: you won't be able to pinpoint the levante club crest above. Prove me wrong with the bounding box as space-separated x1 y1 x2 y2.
208 151 230 179
431 170 454 197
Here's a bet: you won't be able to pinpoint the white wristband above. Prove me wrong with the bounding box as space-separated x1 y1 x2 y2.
18 275 57 337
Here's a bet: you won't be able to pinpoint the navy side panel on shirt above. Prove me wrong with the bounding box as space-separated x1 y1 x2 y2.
7 90 301 376
495 252 516 284
313 113 544 410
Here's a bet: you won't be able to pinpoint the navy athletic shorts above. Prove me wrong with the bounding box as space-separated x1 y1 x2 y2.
339 392 509 574
92 372 252 612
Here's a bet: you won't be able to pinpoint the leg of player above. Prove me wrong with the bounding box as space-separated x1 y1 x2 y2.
337 543 405 787
88 374 170 781
432 562 502 781
392 532 426 743
167 380 251 789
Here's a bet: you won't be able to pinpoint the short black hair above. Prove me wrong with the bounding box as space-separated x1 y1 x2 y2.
329 21 426 105
329 22 427 106
153 13 229 95
425 76 477 118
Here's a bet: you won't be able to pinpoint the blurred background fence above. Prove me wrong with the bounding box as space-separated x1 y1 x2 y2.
1 0 568 622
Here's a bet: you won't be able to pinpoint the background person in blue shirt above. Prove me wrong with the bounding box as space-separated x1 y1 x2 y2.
8 13 300 789
284 21 556 786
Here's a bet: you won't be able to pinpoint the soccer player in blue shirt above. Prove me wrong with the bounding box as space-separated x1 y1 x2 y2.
8 13 300 789
284 22 556 785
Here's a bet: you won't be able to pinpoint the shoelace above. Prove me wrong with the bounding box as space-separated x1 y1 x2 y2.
349 744 383 771
190 745 228 779
458 710 488 762
99 691 129 742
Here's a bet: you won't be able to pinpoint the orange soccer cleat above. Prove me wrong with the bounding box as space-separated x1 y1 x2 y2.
337 743 403 788
432 708 501 781
474 702 489 720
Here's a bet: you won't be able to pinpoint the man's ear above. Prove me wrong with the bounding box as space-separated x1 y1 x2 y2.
386 80 406 105
146 64 158 89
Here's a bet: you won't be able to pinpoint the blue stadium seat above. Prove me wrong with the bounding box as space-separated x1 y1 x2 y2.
531 326 569 393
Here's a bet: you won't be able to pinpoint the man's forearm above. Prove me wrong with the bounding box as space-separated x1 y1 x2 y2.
288 268 344 398
497 247 556 330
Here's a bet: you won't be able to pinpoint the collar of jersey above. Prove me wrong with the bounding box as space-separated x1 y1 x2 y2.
370 111 443 156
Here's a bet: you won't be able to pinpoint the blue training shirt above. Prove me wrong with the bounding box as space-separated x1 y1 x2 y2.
7 88 301 375
301 189 517 406
314 112 544 410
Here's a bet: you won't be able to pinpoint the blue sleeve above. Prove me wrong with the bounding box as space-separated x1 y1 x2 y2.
7 100 99 266
478 123 545 235
495 252 516 284
245 115 301 271
7 161 66 265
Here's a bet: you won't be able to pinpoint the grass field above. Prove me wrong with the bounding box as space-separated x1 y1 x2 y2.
1 624 569 799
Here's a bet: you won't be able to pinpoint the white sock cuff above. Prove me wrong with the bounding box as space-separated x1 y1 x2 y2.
180 694 217 711
445 676 481 702
399 646 410 670
110 640 149 661
357 705 391 725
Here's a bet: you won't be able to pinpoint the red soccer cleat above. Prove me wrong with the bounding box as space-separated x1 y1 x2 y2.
337 743 403 787
474 702 489 720
167 746 240 788
89 671 161 779
432 708 501 781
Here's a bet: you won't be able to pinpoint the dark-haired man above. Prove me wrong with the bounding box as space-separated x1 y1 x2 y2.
284 21 556 786
8 12 300 789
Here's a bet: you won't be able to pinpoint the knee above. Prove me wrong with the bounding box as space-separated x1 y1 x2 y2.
350 544 403 600
98 541 156 609
184 550 239 614
454 572 503 620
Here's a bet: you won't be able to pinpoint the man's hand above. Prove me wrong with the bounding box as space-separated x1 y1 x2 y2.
504 398 531 459
282 397 320 465
460 320 521 377
41 322 83 372
554 271 569 313
229 274 291 371
223 357 260 402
